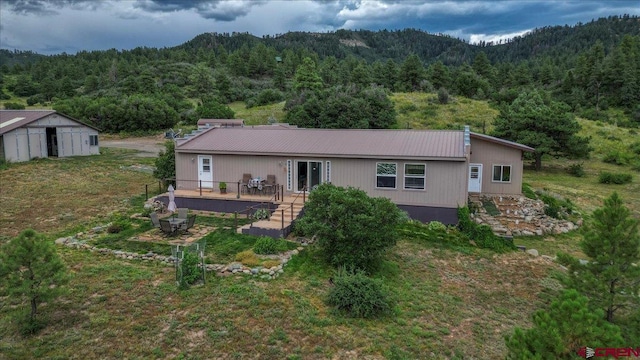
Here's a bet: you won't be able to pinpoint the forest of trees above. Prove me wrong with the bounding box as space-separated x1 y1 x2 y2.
0 14 639 134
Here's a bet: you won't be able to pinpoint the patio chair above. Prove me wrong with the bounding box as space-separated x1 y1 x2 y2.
177 208 188 220
159 218 176 236
241 173 252 194
180 214 197 234
150 212 161 228
263 174 276 195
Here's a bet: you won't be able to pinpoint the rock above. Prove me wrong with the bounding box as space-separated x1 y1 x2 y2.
55 237 70 245
291 249 299 255
526 249 539 257
535 229 544 236
579 259 589 265
541 255 556 261
251 268 260 275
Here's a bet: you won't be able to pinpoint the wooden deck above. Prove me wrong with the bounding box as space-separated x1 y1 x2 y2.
166 189 308 238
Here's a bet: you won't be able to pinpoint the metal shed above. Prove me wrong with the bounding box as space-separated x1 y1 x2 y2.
0 110 100 162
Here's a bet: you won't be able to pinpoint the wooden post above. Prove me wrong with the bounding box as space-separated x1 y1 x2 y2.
199 180 202 196
281 209 284 230
291 203 293 220
145 184 148 200
237 181 240 199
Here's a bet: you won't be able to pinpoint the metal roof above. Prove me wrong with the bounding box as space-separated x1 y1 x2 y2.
0 110 100 135
176 127 468 160
470 132 535 152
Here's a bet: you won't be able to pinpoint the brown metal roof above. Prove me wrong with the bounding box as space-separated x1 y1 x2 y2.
470 132 535 152
0 110 56 135
176 127 467 160
0 110 100 135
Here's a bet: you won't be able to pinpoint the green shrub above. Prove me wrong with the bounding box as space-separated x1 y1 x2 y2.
180 251 201 289
437 87 449 104
3 101 25 110
598 172 633 184
457 207 516 253
630 141 640 155
326 268 394 318
252 208 270 220
261 259 281 268
253 237 287 255
603 151 631 165
566 162 585 177
427 221 447 232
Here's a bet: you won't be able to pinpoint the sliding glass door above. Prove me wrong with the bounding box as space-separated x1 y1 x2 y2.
296 160 322 192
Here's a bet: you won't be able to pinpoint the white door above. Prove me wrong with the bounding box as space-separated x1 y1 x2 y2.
198 155 213 188
468 164 482 193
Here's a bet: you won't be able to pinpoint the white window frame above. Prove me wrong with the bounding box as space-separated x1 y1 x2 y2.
403 163 426 190
89 135 98 146
376 162 397 189
492 164 512 183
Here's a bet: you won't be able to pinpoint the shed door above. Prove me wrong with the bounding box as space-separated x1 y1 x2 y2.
468 164 482 193
198 155 213 188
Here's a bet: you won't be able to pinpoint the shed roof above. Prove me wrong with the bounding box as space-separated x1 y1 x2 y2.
176 127 468 160
0 110 100 135
197 119 245 127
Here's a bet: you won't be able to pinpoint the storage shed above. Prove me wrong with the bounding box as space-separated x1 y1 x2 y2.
0 110 100 162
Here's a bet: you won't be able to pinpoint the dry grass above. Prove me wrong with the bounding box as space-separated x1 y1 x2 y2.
229 101 286 126
0 147 157 240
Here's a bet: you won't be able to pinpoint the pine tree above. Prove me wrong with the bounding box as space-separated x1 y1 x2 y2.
505 290 624 359
293 57 323 92
568 192 640 323
0 229 68 333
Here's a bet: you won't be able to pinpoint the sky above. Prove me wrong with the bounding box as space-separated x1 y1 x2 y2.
1 0 639 55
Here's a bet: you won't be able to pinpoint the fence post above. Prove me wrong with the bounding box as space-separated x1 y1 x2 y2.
237 181 240 199
145 184 148 200
281 209 284 230
199 180 202 196
291 203 293 220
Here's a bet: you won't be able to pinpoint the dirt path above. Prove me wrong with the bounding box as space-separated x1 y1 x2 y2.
100 136 166 157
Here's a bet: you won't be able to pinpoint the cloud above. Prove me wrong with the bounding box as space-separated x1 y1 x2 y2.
134 0 267 21
2 0 98 14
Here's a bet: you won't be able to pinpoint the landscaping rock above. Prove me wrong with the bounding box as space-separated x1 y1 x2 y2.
526 249 539 257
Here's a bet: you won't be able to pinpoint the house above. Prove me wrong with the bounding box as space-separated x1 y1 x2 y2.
0 110 100 163
197 119 245 129
173 126 533 224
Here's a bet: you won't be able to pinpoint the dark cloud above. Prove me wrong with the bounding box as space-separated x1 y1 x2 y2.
134 0 267 21
3 0 96 15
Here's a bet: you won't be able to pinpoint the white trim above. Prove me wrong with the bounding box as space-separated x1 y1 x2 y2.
286 159 292 191
0 117 25 128
491 164 512 183
375 162 397 189
403 163 426 190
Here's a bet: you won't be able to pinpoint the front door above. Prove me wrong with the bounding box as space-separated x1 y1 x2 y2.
296 160 322 192
468 164 482 193
198 155 213 188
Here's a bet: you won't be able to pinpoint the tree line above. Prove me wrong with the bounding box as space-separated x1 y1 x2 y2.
0 15 638 135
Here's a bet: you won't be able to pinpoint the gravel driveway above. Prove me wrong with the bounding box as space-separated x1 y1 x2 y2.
100 136 167 157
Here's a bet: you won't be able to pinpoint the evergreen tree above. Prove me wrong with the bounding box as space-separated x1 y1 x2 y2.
505 290 623 359
565 192 640 323
397 54 425 91
0 229 68 334
154 140 176 183
293 57 323 92
427 60 451 91
492 90 591 170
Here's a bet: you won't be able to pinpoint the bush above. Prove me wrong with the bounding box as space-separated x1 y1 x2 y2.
427 221 447 232
326 268 394 318
253 237 287 255
603 151 631 165
566 162 585 177
3 101 25 110
261 259 281 268
437 87 449 104
235 250 260 267
598 172 633 184
180 251 201 289
630 141 640 155
522 183 537 199
457 207 516 253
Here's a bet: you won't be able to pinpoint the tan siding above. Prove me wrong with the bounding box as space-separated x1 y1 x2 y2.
176 152 467 208
0 135 4 161
470 137 523 194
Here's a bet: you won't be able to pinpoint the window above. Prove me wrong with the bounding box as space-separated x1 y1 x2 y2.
376 163 397 189
404 163 426 190
89 135 98 146
492 165 511 182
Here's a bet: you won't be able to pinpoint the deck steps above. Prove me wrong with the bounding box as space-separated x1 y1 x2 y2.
236 198 306 236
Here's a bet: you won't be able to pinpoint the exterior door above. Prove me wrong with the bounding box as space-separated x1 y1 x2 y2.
296 160 322 192
468 164 482 193
198 155 213 188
